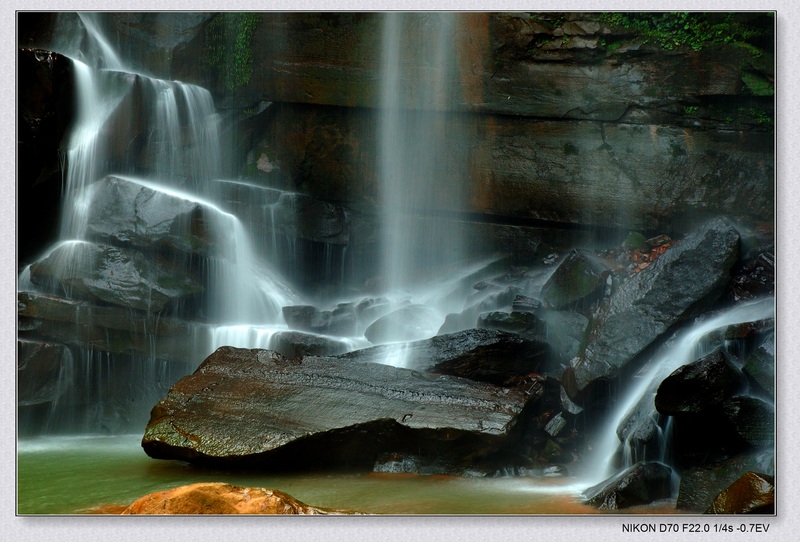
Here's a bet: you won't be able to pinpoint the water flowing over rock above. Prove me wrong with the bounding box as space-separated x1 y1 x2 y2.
565 218 741 401
269 330 349 357
364 304 443 344
122 482 355 515
142 346 534 470
84 175 224 257
340 328 550 386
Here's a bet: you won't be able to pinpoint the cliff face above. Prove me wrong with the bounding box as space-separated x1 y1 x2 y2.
166 12 773 235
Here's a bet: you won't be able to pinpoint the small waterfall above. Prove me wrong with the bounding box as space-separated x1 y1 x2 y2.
580 297 775 487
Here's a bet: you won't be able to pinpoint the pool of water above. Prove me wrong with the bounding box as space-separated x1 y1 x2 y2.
17 435 608 515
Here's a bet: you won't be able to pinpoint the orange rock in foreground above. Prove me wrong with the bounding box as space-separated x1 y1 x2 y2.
122 482 359 515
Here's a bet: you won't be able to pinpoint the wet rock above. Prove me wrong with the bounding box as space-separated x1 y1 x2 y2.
730 247 774 302
85 175 224 257
122 482 353 515
706 471 775 514
17 340 70 406
540 249 608 309
282 304 358 336
654 349 743 415
583 462 672 510
269 331 349 358
676 450 774 512
364 304 443 344
721 396 774 448
540 309 589 366
742 334 775 399
477 310 545 337
439 286 522 334
341 328 549 387
28 241 203 313
142 346 534 469
272 192 350 245
566 218 741 401
512 294 542 313
18 48 74 265
615 395 663 464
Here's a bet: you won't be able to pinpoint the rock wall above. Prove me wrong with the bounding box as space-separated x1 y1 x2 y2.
169 12 774 236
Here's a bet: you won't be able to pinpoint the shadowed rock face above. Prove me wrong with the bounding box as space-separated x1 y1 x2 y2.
566 218 741 401
142 346 534 470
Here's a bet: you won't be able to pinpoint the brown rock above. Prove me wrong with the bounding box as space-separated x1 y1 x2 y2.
122 482 356 515
707 472 774 514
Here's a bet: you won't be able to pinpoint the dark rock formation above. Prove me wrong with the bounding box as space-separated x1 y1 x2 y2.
565 218 741 401
282 304 358 336
340 328 549 387
28 241 203 313
706 471 775 515
583 462 673 510
17 340 70 406
18 48 74 265
721 396 775 448
142 346 535 470
122 482 354 515
676 450 774 512
742 333 775 399
540 249 608 309
85 175 227 258
269 330 349 358
654 348 743 415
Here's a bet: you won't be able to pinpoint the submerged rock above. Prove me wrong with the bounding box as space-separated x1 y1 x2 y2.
565 218 741 401
583 461 672 510
142 346 533 469
122 482 354 515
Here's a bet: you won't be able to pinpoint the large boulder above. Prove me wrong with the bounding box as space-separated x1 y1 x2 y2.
706 471 774 514
85 175 228 258
122 482 353 515
142 346 534 470
654 348 743 415
742 333 775 399
28 241 203 313
565 218 741 401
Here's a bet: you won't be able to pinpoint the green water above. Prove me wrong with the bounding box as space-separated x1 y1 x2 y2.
17 435 601 515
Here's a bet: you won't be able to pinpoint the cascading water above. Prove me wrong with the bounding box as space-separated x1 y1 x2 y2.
580 297 775 489
378 12 464 297
19 13 305 434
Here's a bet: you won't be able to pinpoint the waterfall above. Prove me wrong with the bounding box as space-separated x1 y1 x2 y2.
19 13 304 434
580 297 775 488
378 13 463 296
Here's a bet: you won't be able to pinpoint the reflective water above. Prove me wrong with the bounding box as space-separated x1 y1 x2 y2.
17 436 603 515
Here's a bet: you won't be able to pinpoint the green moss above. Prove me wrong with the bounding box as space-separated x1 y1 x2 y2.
563 142 579 156
741 72 774 96
599 12 769 53
683 105 699 115
204 13 261 91
622 231 648 250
